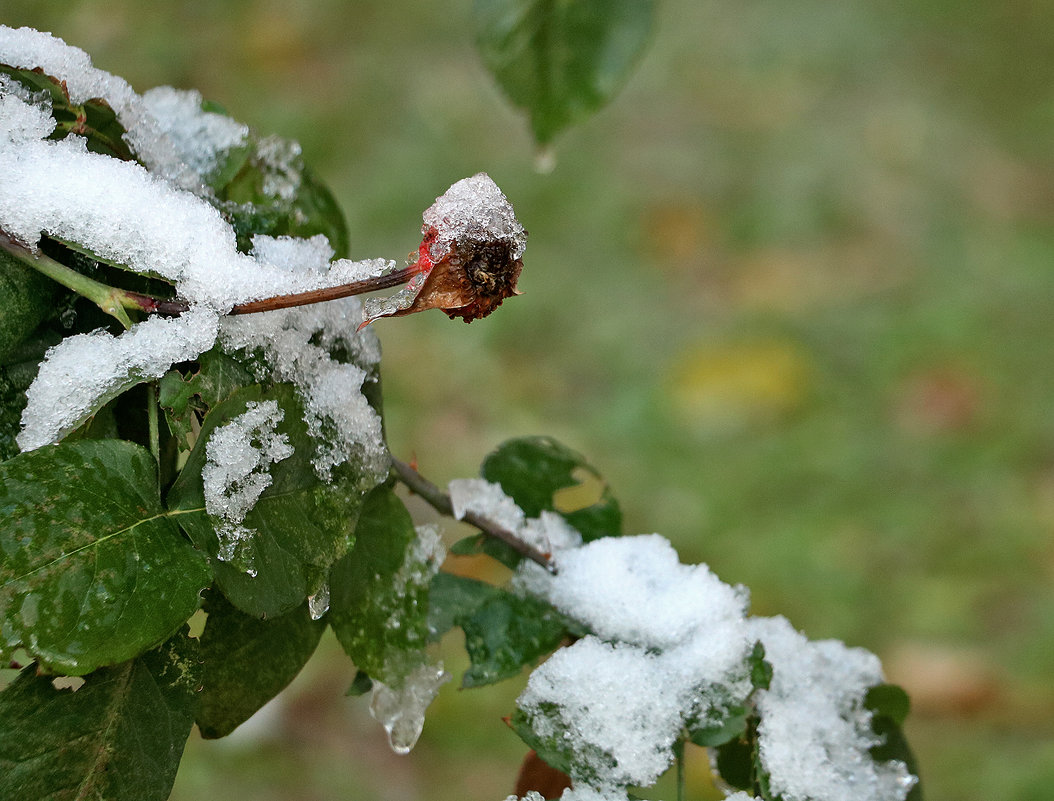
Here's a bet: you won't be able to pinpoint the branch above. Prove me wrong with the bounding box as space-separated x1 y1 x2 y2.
391 457 556 573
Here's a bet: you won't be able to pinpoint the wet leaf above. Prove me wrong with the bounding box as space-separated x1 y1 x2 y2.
0 630 199 801
166 383 364 619
158 348 253 450
0 440 210 675
329 486 438 684
196 591 325 739
0 246 57 364
474 0 655 145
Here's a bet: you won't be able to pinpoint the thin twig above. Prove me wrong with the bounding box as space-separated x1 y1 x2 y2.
391 457 556 573
229 267 419 315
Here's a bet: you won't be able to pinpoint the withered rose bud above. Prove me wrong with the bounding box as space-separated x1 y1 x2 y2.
362 173 527 325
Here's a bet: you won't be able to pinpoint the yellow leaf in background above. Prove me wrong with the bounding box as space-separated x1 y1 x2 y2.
668 338 813 432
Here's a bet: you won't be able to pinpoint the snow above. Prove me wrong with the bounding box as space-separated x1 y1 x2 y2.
202 400 293 573
512 534 916 800
748 615 918 801
16 306 219 449
140 86 248 178
0 27 398 456
448 479 581 555
422 172 527 264
219 294 387 483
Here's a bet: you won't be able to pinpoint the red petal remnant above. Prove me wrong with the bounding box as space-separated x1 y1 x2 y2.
361 173 527 326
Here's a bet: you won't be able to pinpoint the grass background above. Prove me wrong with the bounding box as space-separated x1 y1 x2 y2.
5 1 1054 799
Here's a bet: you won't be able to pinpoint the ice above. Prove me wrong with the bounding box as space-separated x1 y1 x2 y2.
16 305 219 450
382 524 445 642
308 582 330 620
422 172 527 264
141 86 248 178
747 616 918 801
369 662 451 754
202 400 293 572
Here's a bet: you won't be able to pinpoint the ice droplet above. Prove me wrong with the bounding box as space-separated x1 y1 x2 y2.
308 583 330 620
369 662 450 754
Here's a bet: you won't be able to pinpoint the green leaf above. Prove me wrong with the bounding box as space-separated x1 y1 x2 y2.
329 486 437 684
166 383 364 619
481 435 622 541
474 0 655 145
0 629 199 801
867 684 924 801
0 440 210 675
158 348 253 450
459 590 568 687
195 591 325 739
427 570 499 639
0 246 57 364
216 136 350 257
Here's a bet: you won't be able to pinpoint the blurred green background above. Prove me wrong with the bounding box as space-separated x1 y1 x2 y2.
5 1 1054 799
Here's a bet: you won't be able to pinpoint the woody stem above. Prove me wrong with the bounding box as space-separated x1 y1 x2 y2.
390 457 557 573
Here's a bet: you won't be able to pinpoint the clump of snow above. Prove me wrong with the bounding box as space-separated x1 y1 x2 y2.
748 615 918 801
202 400 293 573
449 478 526 533
0 78 55 142
510 533 916 800
16 306 219 449
141 86 248 178
448 478 581 556
369 662 451 755
422 172 527 263
219 292 387 483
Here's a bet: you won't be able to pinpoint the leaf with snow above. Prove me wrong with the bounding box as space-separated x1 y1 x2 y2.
0 440 210 675
167 383 366 619
482 435 622 542
195 591 325 739
0 629 199 801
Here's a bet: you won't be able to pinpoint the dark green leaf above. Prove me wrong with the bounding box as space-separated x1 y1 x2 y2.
0 629 199 801
0 246 57 364
216 136 350 257
474 0 655 145
713 731 758 795
688 706 749 748
867 684 923 801
481 435 622 541
427 570 499 639
346 670 373 697
460 591 568 687
448 532 524 570
158 349 253 450
196 591 325 739
166 383 364 619
0 440 210 675
329 486 436 683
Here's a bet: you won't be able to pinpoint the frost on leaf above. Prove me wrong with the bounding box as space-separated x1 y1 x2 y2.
202 400 293 574
363 173 527 325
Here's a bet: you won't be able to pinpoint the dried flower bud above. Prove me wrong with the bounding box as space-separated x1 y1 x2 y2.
362 173 526 325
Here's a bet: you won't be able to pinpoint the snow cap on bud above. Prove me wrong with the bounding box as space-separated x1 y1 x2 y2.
362 173 526 325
